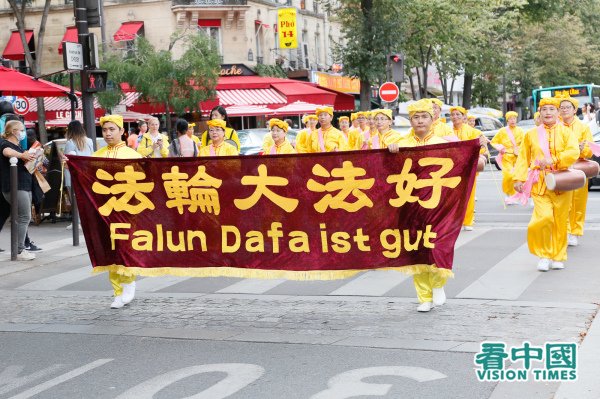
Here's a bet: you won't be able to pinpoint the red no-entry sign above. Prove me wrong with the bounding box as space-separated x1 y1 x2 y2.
379 82 399 103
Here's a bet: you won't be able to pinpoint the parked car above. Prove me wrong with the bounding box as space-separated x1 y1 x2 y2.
589 130 600 190
238 128 298 155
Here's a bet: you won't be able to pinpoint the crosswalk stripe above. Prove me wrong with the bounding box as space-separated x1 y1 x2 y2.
216 279 287 294
329 270 409 296
16 266 92 291
455 243 539 300
136 276 192 292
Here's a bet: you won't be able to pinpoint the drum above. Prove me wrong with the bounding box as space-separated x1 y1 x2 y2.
477 155 486 172
545 169 587 191
572 159 600 178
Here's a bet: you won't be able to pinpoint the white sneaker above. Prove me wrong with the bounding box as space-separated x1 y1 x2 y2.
110 296 125 309
551 261 565 270
537 258 551 272
568 234 578 247
417 302 434 312
16 250 35 261
463 226 473 231
432 288 446 306
121 281 136 304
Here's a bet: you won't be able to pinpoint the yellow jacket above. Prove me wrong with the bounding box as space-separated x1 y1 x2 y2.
343 128 364 150
396 129 447 147
562 118 593 159
431 118 454 137
378 129 404 148
200 127 240 151
262 139 296 155
294 128 312 153
308 126 348 152
513 123 580 195
137 132 170 158
199 141 239 157
94 142 143 159
491 126 524 163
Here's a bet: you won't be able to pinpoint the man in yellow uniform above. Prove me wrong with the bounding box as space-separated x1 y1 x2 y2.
430 98 453 138
388 99 450 312
350 112 360 130
450 106 486 230
491 111 524 200
309 106 348 152
262 118 296 154
93 115 142 309
354 111 371 149
199 119 239 156
558 96 594 247
294 114 317 153
339 116 363 150
513 97 579 271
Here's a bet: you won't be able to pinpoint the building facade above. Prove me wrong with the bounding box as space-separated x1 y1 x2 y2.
0 0 342 76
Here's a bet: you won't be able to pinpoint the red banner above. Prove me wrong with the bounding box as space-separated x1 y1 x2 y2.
68 140 479 280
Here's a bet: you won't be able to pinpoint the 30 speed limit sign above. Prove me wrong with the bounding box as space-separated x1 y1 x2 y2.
13 97 30 115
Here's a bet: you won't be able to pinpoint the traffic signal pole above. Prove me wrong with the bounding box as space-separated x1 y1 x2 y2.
74 0 97 151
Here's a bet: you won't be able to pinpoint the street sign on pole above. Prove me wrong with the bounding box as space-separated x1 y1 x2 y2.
62 42 84 71
379 82 399 103
12 97 29 115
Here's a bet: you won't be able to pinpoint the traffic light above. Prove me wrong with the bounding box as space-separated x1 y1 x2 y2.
83 70 107 93
84 0 101 27
389 53 404 82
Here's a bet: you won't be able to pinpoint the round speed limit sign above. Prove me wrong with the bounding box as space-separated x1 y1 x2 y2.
13 97 30 115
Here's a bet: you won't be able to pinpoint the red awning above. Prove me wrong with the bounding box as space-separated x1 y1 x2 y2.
128 98 219 117
58 27 78 54
217 89 286 107
2 30 34 61
113 21 144 42
271 82 337 105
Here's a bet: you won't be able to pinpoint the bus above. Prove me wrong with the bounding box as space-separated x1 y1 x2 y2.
531 83 600 111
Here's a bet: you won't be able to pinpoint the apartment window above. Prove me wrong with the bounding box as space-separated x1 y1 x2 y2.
198 20 222 56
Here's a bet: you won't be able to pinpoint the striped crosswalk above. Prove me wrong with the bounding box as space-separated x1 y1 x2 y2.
8 228 597 302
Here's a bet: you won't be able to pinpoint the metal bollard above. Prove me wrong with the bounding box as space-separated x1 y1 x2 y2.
9 157 18 260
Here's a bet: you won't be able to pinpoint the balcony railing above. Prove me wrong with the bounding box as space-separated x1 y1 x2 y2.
172 0 247 6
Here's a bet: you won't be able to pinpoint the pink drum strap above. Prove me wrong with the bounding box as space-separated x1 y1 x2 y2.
318 128 326 152
210 145 216 156
536 125 552 161
505 126 518 153
270 145 277 154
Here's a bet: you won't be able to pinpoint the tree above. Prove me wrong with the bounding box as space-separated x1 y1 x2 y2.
7 0 51 143
98 32 220 130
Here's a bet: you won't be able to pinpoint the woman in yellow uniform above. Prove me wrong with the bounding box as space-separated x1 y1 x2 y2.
513 97 579 271
200 106 241 151
293 114 317 154
350 112 360 130
93 115 143 309
467 114 476 128
368 109 402 149
136 117 169 158
449 106 486 230
491 111 524 200
199 119 239 156
430 98 453 138
388 99 450 312
262 118 296 155
339 115 363 150
557 96 594 247
308 106 348 152
186 122 201 149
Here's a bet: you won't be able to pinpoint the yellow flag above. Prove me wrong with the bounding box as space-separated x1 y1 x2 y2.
278 8 298 49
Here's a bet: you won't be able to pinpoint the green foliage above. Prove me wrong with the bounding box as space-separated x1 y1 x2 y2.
254 64 288 78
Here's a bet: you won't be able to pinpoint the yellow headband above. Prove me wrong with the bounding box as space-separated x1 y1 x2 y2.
302 115 309 124
407 99 434 118
558 96 579 109
306 114 318 121
99 115 123 129
467 114 476 120
374 109 393 120
430 98 443 108
188 122 196 128
269 118 289 132
316 106 333 116
355 111 368 119
450 106 467 115
534 112 540 119
338 116 350 122
505 111 518 120
207 119 226 130
539 97 561 109
350 113 357 121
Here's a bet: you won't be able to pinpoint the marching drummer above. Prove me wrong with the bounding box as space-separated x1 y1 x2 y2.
513 97 579 272
558 95 594 247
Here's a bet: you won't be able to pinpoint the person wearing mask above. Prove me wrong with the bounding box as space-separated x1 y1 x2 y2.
169 119 198 157
199 119 239 156
200 106 240 151
388 99 450 312
0 120 36 260
262 118 295 155
137 117 169 158
513 97 579 271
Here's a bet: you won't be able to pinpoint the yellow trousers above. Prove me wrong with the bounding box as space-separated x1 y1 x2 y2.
528 190 573 261
500 155 517 196
109 272 136 296
568 182 589 236
463 179 476 227
413 272 447 303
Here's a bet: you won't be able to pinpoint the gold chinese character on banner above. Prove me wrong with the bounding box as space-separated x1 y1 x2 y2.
234 164 299 212
92 165 155 216
307 161 374 213
162 165 222 215
387 157 461 209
